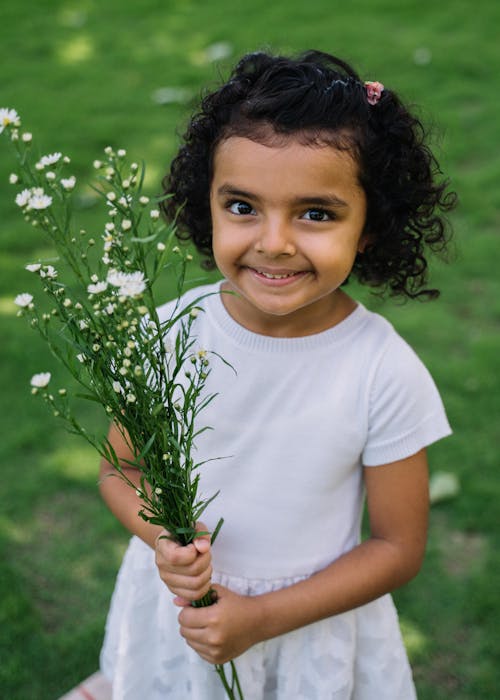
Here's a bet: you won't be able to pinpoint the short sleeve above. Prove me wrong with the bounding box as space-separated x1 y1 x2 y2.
362 335 451 466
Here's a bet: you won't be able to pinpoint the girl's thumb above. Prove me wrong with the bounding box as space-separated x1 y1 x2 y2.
193 521 211 553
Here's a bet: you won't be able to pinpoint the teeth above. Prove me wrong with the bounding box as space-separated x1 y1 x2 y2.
258 270 296 279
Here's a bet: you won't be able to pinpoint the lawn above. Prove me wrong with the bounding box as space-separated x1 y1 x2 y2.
1 0 499 698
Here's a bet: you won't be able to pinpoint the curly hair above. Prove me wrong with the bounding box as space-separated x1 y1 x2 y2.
162 50 456 299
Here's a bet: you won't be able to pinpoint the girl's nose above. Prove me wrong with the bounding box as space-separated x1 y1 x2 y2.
254 218 295 257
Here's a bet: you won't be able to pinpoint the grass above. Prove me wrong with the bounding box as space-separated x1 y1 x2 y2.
1 0 499 697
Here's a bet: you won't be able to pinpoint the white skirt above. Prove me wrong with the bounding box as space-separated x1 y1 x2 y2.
100 537 417 700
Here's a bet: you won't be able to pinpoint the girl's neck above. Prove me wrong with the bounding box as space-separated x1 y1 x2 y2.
219 283 358 338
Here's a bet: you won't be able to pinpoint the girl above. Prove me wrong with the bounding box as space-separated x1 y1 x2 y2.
99 50 456 699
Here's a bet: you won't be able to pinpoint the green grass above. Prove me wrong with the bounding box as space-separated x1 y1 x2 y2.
1 0 499 697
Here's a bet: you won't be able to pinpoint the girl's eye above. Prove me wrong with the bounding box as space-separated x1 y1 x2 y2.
302 208 332 222
227 200 256 216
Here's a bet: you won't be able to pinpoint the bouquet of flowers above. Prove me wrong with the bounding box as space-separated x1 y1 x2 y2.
1 107 243 699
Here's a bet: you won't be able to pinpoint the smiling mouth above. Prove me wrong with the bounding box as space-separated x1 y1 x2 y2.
256 270 299 279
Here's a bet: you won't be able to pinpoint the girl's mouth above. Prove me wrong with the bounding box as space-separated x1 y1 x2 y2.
247 267 308 285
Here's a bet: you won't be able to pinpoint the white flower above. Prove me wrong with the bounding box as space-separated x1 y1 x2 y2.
106 192 116 202
150 209 160 219
117 148 126 157
29 192 52 210
39 152 62 167
30 372 51 388
117 271 147 298
155 487 162 495
105 222 115 232
139 196 149 205
106 269 128 287
21 132 32 142
40 265 58 279
121 219 132 231
15 189 31 207
9 173 18 184
112 381 122 393
156 242 166 252
78 320 89 330
15 293 33 307
104 303 115 315
87 281 108 294
0 108 20 132
45 171 56 181
93 160 103 169
126 393 136 403
61 176 76 191
25 263 41 273
76 353 86 363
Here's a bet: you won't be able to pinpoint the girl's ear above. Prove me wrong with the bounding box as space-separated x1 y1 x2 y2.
357 232 372 253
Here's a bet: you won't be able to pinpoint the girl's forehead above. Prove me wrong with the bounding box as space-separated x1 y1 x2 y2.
212 134 361 178
211 135 365 202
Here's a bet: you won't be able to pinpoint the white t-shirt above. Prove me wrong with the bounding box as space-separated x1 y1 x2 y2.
156 281 451 581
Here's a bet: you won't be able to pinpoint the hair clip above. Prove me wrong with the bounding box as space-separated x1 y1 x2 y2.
364 81 384 105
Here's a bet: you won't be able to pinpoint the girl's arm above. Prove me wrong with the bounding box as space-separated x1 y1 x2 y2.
169 449 429 664
99 421 163 548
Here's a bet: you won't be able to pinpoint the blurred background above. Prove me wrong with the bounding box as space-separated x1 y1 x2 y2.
1 1 499 698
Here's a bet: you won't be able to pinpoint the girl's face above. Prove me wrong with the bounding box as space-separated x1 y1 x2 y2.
210 134 368 337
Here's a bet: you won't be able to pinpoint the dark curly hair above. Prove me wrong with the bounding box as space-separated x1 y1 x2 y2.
162 49 456 299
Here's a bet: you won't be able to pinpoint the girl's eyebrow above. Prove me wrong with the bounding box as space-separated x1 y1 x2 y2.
216 184 349 208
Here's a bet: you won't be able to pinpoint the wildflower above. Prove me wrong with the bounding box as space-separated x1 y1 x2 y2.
118 272 146 298
104 146 113 156
0 108 20 132
25 263 41 273
122 179 130 189
76 353 86 363
29 191 52 210
157 242 166 252
45 171 56 181
130 162 139 172
92 344 101 352
15 189 31 207
117 148 126 157
40 265 58 279
58 389 67 396
139 196 149 205
105 222 115 232
150 209 160 219
112 381 122 393
162 453 171 461
61 176 76 191
190 308 199 319
39 152 62 167
9 173 18 184
14 293 33 307
30 372 51 388
22 132 32 142
155 487 162 495
87 280 108 295
106 192 117 202
93 160 103 169
126 393 136 403
63 298 72 308
79 320 89 330
104 303 115 315
121 219 132 231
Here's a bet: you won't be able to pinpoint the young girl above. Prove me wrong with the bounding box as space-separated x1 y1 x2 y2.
99 50 455 699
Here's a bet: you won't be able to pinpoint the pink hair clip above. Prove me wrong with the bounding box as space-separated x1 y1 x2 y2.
364 81 384 105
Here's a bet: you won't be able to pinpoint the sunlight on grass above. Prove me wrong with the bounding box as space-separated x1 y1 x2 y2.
0 296 17 315
400 618 429 659
56 34 94 64
44 443 99 482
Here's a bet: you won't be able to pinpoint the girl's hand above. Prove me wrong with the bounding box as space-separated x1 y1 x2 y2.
177 584 261 664
155 523 213 601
